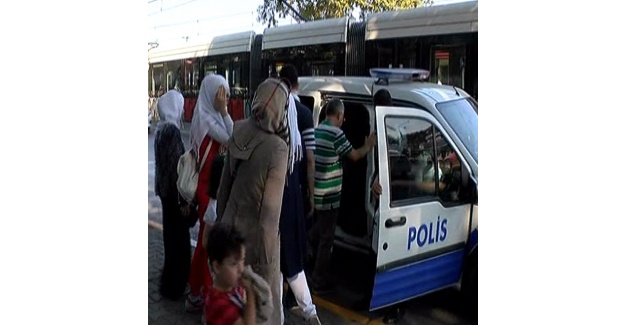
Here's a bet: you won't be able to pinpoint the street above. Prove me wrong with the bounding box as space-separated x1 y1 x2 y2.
148 122 477 325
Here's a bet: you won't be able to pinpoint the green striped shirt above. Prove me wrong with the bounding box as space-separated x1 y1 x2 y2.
314 120 353 210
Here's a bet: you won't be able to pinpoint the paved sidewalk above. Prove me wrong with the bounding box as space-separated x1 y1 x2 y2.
148 224 365 325
148 226 199 325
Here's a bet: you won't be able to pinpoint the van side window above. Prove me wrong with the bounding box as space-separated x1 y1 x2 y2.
386 117 465 205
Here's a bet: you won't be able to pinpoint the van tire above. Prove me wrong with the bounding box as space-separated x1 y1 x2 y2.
461 251 477 320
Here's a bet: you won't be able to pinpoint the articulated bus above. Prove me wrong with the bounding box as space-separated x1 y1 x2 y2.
147 1 478 122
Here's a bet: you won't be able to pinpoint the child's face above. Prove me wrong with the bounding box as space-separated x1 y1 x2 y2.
214 246 246 289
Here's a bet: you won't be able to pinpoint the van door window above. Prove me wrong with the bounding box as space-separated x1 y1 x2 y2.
386 117 437 204
435 128 465 204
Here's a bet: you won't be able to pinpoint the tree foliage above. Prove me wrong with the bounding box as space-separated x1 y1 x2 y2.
257 0 433 27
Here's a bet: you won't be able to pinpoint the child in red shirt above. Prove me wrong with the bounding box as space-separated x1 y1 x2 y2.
201 224 256 325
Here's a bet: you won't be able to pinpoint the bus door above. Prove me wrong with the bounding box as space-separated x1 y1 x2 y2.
370 106 474 310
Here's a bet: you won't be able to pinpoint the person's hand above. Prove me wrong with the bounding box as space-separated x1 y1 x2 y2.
214 85 228 116
307 195 314 218
366 133 377 149
202 227 209 250
241 273 254 292
373 179 382 199
180 204 190 217
306 197 315 218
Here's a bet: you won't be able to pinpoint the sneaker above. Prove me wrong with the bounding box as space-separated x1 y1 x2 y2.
184 294 204 313
307 315 322 325
290 306 303 318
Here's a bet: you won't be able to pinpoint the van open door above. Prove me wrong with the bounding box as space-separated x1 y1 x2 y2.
370 105 474 310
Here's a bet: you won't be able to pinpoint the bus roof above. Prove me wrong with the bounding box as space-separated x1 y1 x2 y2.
148 31 255 63
262 17 349 50
365 1 478 40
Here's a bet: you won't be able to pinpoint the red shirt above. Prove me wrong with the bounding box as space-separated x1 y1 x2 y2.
203 285 245 325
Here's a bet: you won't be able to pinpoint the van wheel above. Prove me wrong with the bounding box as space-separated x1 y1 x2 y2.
461 260 478 320
382 306 403 324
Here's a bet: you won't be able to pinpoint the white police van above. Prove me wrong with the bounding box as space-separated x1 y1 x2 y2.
297 69 478 314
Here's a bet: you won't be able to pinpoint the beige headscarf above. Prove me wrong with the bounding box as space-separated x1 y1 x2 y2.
251 78 290 143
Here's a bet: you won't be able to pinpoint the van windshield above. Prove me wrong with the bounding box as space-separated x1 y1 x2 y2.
436 98 478 163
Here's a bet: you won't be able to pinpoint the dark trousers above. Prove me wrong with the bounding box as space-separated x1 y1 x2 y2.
160 196 191 299
310 208 339 287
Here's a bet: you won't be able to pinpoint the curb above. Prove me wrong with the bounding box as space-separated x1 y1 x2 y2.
312 296 386 325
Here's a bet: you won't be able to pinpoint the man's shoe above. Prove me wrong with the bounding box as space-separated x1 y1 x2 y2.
307 315 322 325
290 306 303 318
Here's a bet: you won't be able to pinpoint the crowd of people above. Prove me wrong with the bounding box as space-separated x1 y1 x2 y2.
153 65 393 324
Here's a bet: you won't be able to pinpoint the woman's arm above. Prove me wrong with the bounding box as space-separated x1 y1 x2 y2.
233 279 256 325
207 86 234 144
206 116 233 144
201 223 213 250
241 284 256 325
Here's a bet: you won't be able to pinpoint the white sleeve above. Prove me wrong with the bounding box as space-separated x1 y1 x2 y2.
222 115 234 137
206 114 234 144
203 199 218 226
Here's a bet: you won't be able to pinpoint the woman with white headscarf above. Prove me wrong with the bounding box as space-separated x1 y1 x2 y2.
154 87 195 299
185 74 233 312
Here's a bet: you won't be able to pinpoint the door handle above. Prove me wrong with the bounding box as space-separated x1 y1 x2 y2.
385 216 407 228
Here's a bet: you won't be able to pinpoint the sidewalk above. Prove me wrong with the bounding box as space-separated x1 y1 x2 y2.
148 223 362 325
148 225 200 325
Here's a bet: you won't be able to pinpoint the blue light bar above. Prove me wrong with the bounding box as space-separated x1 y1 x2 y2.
369 68 430 81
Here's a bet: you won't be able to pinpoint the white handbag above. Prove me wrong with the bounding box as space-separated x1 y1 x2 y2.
177 139 213 203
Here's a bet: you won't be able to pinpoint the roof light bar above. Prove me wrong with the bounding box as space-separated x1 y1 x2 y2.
370 68 430 82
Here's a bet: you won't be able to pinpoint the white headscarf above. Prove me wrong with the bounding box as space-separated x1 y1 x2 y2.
286 93 302 175
157 89 184 128
190 74 232 153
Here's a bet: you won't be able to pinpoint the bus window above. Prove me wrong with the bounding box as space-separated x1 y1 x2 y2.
431 45 466 89
204 62 217 75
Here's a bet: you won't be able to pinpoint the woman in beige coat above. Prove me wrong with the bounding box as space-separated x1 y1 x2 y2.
216 77 290 325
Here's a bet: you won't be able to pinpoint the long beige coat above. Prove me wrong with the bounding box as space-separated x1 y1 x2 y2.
216 118 288 325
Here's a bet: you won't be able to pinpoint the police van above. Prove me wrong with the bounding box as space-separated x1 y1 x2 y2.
297 68 478 314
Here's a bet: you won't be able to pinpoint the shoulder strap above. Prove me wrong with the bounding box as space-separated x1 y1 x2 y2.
198 139 214 171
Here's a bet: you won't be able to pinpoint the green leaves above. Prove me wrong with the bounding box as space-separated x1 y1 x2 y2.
257 0 432 27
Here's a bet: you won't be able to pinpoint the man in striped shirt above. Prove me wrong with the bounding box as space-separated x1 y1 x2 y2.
310 98 376 293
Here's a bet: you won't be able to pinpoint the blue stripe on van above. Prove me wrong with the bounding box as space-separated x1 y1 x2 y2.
370 249 464 310
468 229 478 252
